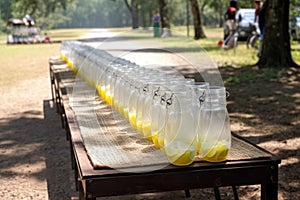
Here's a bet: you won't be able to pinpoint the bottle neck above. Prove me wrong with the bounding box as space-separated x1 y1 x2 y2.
201 86 228 108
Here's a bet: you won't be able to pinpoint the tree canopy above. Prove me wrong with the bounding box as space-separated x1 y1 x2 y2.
1 0 300 68
1 0 299 30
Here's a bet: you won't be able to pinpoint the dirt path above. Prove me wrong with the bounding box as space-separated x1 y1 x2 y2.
0 62 78 199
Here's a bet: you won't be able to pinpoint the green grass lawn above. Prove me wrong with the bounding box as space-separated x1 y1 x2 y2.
0 28 94 91
0 43 61 91
173 26 300 67
0 27 299 92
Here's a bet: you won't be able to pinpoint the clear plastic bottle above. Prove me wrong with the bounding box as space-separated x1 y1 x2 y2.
198 86 231 162
163 91 198 166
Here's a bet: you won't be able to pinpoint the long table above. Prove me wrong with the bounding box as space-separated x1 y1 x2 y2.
49 57 281 200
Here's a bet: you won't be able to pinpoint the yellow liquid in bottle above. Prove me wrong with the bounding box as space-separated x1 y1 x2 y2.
152 133 160 148
123 108 129 120
68 60 73 68
165 141 196 166
129 114 137 129
60 54 67 62
136 121 143 134
110 96 114 106
113 102 119 111
105 91 112 105
96 86 101 97
142 123 152 141
157 130 165 148
119 105 124 116
201 141 229 162
100 86 106 100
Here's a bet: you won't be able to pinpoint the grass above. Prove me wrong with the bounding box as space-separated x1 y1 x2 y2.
0 28 99 92
46 28 94 41
0 44 61 92
0 27 299 92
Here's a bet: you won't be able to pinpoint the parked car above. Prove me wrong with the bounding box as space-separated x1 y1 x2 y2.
235 8 256 40
290 15 300 41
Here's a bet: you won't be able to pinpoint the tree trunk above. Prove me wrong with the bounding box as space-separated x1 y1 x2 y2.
157 0 170 29
189 0 206 40
218 4 224 28
258 0 299 68
124 0 139 29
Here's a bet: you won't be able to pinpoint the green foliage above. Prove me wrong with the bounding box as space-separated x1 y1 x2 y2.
261 68 282 80
225 76 241 84
0 0 15 20
55 0 131 28
225 67 285 85
290 0 300 16
0 0 299 35
0 0 73 30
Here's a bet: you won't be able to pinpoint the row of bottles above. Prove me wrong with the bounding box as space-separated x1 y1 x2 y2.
60 41 231 166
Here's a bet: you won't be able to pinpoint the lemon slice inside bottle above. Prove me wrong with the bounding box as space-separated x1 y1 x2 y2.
165 141 196 166
202 141 229 162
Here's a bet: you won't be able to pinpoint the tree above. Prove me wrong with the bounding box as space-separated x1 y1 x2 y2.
139 0 158 28
258 0 299 68
189 0 206 39
0 0 15 21
124 0 139 29
157 0 170 29
11 0 72 17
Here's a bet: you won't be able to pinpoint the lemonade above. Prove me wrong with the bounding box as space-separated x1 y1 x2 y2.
67 60 73 68
60 53 67 62
96 86 102 97
201 141 229 162
136 121 143 134
142 123 152 141
123 108 129 120
105 91 112 105
100 86 106 100
113 101 118 110
118 105 124 116
157 130 165 148
129 113 137 129
152 133 160 148
106 94 113 106
165 141 196 166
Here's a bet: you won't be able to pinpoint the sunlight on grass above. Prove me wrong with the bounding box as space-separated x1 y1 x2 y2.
0 27 299 92
0 44 60 91
291 40 300 65
174 26 300 67
0 28 93 91
0 32 7 43
47 28 94 41
147 27 260 67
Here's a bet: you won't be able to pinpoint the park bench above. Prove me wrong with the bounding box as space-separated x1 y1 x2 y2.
49 56 281 200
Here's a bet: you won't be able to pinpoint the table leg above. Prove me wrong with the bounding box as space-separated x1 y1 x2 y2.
232 186 239 200
214 187 221 200
261 165 279 200
184 189 191 198
49 65 55 103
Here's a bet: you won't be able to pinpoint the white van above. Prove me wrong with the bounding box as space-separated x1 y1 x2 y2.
236 8 256 40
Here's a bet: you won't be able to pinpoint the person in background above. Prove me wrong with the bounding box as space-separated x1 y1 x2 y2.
258 0 267 57
224 1 237 40
254 0 261 23
252 0 261 37
152 11 160 38
230 0 238 9
258 0 267 39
